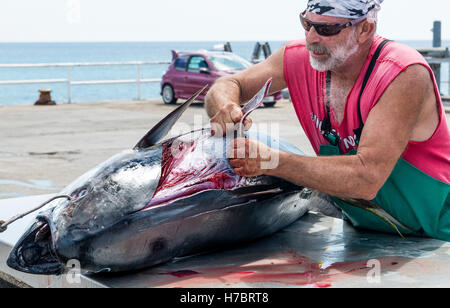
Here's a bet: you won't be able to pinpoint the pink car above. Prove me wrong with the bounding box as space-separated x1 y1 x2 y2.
161 50 282 107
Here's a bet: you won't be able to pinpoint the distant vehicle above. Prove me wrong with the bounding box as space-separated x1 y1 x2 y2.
161 50 282 107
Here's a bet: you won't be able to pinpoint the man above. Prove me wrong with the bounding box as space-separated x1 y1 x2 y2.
205 0 450 241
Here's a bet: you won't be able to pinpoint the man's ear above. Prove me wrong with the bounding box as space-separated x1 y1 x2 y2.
357 20 376 44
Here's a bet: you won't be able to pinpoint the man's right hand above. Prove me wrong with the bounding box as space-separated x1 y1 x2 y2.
205 47 287 137
210 103 253 137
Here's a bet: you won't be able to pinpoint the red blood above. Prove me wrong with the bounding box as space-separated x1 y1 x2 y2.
142 138 241 210
159 270 200 278
314 283 332 288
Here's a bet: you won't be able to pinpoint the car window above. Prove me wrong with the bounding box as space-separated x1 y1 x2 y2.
209 54 252 71
187 56 209 73
174 56 188 71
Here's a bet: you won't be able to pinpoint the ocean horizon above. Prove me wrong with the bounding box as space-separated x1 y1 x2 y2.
0 40 448 106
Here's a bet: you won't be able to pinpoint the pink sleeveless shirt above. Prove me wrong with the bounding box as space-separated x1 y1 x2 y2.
284 35 450 184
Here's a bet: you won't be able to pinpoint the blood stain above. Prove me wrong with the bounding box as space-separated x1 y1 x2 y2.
159 270 200 278
314 283 332 288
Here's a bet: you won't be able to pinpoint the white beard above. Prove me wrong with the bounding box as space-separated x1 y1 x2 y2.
309 32 359 72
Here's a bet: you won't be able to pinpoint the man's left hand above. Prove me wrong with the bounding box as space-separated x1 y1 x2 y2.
228 138 278 177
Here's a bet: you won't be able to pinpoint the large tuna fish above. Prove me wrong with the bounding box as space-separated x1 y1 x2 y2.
7 87 316 275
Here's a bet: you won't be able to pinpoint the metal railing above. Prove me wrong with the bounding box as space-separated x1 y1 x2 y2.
418 47 450 97
0 57 448 104
0 61 170 103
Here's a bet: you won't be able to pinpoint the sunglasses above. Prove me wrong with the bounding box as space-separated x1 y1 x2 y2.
299 11 366 37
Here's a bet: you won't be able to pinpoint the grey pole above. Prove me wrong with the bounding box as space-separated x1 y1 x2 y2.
431 21 442 92
67 66 72 104
433 21 442 48
137 64 141 101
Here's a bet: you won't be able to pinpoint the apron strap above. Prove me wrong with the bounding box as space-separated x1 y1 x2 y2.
321 72 341 146
353 39 393 144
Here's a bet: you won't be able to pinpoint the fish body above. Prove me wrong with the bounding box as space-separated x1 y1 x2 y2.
7 129 311 274
7 80 318 275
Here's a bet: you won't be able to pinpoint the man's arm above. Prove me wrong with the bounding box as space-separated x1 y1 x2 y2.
230 64 433 200
205 46 287 135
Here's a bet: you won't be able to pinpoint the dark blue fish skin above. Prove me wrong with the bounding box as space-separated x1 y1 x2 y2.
54 187 311 273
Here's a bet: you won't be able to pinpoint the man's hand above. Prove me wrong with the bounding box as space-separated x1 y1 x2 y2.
210 104 253 137
228 138 278 177
205 47 287 137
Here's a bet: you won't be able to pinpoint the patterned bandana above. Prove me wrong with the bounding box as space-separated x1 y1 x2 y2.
306 0 383 19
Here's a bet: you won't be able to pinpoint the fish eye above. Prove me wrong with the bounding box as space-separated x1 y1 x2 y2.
77 188 88 199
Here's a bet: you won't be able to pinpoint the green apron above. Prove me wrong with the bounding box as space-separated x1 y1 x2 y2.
319 144 450 241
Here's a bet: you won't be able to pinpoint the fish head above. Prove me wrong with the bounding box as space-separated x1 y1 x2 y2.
7 148 163 275
7 219 64 275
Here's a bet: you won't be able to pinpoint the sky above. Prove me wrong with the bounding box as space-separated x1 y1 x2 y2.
0 0 449 42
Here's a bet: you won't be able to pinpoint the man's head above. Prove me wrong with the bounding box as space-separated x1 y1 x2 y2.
302 0 383 72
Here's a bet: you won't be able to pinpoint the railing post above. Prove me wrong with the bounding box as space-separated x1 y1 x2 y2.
432 21 442 92
67 66 72 104
433 21 442 48
137 64 141 101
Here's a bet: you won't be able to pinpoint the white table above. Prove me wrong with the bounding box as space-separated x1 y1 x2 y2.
0 194 449 288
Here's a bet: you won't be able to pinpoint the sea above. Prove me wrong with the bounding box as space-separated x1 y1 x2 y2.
0 40 448 106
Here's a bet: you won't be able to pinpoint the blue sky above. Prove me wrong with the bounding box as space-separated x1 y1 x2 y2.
0 0 449 42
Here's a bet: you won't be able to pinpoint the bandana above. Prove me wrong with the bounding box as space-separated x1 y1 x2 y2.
306 0 383 19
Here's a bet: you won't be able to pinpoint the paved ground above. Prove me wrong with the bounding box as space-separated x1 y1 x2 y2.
0 99 449 199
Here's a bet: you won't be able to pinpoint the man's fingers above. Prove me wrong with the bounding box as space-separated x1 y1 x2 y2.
229 138 249 158
210 103 245 136
230 138 247 148
228 146 247 159
210 121 226 137
229 159 244 168
230 105 243 123
233 167 245 176
243 117 253 131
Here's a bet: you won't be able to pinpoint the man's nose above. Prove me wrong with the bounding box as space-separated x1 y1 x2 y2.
305 27 322 45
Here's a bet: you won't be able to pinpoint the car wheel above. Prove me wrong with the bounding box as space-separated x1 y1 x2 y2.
264 102 276 108
162 84 177 105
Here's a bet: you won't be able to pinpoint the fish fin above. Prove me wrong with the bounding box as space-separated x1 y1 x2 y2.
134 85 208 150
340 198 409 238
